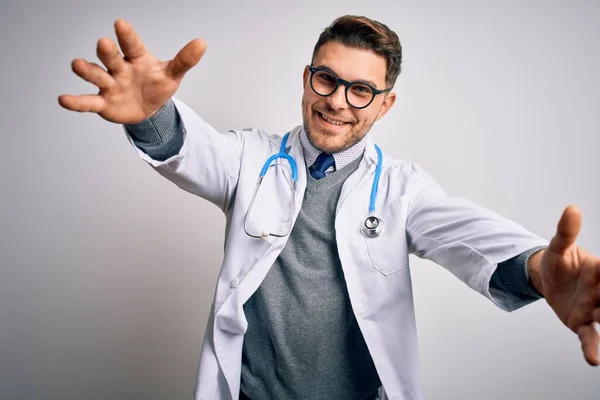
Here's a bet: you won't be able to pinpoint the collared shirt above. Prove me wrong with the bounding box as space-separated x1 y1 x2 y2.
299 128 368 174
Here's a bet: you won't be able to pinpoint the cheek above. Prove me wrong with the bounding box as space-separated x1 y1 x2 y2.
353 111 371 126
301 92 314 110
303 96 324 117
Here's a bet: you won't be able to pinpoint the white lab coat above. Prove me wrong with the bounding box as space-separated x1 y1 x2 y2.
126 98 548 400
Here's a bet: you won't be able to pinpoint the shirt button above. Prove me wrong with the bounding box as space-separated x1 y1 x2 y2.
230 278 240 288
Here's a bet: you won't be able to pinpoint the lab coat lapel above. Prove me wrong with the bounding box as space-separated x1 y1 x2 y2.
336 135 379 215
213 127 308 400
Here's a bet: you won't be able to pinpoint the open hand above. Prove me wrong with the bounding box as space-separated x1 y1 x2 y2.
58 19 206 124
539 205 600 366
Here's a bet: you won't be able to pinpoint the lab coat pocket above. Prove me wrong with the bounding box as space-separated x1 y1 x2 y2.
363 227 409 276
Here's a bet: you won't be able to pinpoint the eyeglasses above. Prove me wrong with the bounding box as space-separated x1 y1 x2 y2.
308 64 392 109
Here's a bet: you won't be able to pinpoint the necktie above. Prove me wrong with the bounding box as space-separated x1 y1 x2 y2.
309 152 335 179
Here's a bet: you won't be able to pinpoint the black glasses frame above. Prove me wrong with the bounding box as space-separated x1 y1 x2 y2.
308 64 392 109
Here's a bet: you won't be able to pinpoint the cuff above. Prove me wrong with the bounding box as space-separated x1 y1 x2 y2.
490 245 547 301
124 99 184 161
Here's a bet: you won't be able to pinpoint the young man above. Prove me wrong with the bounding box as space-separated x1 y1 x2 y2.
59 15 600 400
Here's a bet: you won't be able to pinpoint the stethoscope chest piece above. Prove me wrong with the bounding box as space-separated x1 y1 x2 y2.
361 215 386 238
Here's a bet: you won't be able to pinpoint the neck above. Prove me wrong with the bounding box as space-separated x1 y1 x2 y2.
300 129 369 170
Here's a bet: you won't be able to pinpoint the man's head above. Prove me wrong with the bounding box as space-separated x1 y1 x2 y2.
302 15 402 153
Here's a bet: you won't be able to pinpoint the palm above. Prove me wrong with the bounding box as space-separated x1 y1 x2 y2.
96 55 178 124
540 206 600 366
58 19 206 124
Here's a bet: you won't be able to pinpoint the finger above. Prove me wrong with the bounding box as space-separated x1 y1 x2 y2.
577 324 599 366
547 205 582 255
593 307 600 324
58 94 105 113
114 19 148 61
71 59 115 90
96 37 126 73
166 38 207 82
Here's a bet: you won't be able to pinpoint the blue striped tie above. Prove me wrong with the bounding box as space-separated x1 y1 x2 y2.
309 153 335 179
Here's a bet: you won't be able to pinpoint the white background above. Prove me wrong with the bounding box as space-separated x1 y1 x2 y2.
1 0 599 399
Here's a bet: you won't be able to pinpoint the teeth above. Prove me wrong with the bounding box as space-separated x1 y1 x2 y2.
321 113 346 126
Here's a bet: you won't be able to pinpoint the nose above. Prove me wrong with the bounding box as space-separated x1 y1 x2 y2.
326 84 349 111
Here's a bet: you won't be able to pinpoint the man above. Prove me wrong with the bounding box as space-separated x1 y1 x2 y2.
58 16 600 400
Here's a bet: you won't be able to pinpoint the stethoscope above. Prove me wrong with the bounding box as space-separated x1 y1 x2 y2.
244 132 385 239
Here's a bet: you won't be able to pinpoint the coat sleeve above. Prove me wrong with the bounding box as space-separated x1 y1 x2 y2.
123 97 243 213
405 162 549 311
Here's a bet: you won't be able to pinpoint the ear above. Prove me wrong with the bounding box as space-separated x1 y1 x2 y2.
303 65 310 88
375 91 397 121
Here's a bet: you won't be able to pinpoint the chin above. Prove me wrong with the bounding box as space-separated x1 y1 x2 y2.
302 109 360 153
307 129 349 153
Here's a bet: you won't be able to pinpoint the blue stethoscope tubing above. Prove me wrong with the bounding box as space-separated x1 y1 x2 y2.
258 132 299 182
246 132 385 238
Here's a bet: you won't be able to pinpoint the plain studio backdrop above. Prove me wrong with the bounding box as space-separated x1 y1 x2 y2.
1 1 599 399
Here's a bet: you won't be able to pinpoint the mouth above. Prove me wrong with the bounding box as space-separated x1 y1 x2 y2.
315 111 351 129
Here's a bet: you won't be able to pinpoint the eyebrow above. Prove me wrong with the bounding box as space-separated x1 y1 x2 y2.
313 63 381 89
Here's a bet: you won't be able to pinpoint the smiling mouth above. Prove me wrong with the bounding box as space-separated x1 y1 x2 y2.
317 111 350 127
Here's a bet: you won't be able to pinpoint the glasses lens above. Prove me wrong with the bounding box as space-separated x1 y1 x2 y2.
347 83 374 108
311 68 376 108
311 70 337 96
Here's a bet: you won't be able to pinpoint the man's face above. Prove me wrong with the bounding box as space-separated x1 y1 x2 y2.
301 41 396 153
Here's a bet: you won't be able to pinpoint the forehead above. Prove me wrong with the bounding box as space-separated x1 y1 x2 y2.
312 41 387 87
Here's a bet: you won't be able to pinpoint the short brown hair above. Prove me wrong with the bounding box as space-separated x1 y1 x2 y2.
312 15 403 88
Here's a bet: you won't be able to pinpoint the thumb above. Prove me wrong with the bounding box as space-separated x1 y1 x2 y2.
547 205 582 255
167 38 207 82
